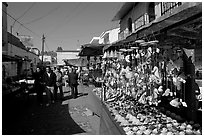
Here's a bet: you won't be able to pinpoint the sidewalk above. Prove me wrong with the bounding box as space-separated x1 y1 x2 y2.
2 84 100 135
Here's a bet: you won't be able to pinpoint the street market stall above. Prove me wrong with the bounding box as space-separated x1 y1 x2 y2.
78 43 108 86
93 37 202 135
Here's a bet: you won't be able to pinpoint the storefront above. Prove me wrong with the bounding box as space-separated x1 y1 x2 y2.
87 2 202 135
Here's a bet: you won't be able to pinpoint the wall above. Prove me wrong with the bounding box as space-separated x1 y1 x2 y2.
120 3 148 32
8 43 40 74
109 28 120 44
56 51 79 65
2 3 8 53
2 62 17 78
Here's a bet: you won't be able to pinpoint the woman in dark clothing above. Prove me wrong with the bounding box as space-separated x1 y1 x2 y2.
68 68 79 99
33 67 43 105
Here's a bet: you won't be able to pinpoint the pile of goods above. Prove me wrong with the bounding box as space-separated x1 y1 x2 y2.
105 100 202 135
101 40 202 135
92 88 103 99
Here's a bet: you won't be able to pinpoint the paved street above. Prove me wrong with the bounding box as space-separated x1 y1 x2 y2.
2 84 100 135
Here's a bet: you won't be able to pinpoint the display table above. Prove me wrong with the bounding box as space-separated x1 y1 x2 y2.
88 89 125 135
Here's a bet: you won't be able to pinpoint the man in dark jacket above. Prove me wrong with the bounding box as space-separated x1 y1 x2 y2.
33 67 43 105
43 66 56 106
68 67 79 99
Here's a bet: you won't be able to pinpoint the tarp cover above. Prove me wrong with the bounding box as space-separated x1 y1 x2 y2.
64 58 88 67
78 44 108 56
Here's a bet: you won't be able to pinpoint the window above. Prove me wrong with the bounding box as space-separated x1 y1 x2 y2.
161 2 182 16
134 13 149 31
128 18 133 33
148 2 156 22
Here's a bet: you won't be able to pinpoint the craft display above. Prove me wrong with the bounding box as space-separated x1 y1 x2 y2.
98 39 202 134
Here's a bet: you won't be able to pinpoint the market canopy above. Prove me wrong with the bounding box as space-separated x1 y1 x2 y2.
126 2 201 46
78 43 109 57
63 57 88 67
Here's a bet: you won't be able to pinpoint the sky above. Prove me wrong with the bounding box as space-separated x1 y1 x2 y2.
6 2 123 51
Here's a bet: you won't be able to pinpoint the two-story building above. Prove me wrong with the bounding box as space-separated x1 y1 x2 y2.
109 2 202 123
3 32 41 78
90 27 120 45
2 3 40 79
107 2 201 68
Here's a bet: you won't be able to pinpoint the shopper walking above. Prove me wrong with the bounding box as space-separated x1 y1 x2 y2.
68 67 79 99
43 66 56 106
54 67 64 101
33 67 44 105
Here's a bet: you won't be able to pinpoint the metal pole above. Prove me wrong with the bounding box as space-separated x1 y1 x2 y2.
41 34 45 66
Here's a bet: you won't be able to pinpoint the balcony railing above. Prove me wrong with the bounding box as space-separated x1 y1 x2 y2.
161 2 182 16
134 13 149 31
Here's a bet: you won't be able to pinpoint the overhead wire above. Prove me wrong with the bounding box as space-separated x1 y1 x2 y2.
14 2 36 34
24 4 61 25
16 2 36 21
2 9 41 39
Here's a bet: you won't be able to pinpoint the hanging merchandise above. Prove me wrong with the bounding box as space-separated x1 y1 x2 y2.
103 51 107 59
109 50 113 58
97 38 202 135
114 50 117 58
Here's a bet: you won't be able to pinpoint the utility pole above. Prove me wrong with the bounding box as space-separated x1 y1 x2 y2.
41 34 45 66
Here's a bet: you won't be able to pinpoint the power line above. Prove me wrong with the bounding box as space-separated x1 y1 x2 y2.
24 5 61 25
13 2 36 33
16 2 36 21
2 9 41 39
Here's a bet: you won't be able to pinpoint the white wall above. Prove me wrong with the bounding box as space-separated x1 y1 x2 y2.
57 52 79 65
109 28 120 44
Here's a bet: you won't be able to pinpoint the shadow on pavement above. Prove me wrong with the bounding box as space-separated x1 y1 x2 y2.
2 94 86 135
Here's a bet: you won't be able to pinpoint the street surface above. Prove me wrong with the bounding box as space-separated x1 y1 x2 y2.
2 84 100 135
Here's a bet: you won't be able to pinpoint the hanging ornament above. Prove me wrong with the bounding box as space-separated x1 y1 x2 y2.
125 55 130 63
103 52 107 59
147 40 159 46
110 50 114 58
135 39 145 43
156 48 160 53
126 48 133 52
119 48 127 52
114 50 118 58
140 42 148 47
107 50 110 58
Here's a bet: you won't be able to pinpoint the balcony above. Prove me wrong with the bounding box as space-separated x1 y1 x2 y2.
161 2 182 16
134 13 149 31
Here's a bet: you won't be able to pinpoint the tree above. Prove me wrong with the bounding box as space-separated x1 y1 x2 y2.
57 46 63 51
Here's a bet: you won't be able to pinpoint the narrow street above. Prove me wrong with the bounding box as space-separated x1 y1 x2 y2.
2 84 100 135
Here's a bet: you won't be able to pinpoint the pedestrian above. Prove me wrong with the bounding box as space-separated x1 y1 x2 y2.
63 69 69 87
33 67 44 105
43 66 56 106
54 67 64 101
68 67 79 99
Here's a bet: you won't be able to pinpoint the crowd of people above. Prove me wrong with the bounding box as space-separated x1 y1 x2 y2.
33 66 80 106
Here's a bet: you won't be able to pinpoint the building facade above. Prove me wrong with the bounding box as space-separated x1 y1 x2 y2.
56 50 79 66
111 2 202 122
112 2 201 70
90 27 120 44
